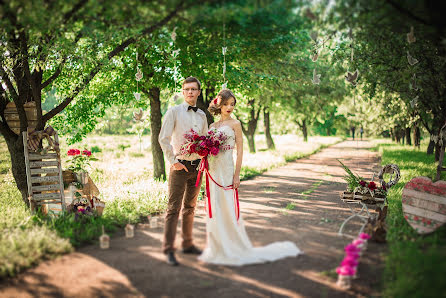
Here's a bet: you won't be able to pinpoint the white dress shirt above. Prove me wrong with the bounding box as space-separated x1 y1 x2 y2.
159 102 208 165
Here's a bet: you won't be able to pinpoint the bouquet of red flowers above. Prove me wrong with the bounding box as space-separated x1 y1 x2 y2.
179 128 230 157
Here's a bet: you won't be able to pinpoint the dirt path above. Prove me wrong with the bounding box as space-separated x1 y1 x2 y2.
0 140 386 298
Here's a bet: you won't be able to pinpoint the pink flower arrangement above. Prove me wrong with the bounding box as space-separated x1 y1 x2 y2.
179 129 230 157
341 256 359 267
359 233 371 240
345 244 360 254
352 239 364 246
336 265 356 276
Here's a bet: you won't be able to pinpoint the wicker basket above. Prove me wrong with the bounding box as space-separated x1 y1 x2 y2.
340 191 386 205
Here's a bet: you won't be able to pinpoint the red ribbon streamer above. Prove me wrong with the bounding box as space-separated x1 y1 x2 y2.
195 156 240 221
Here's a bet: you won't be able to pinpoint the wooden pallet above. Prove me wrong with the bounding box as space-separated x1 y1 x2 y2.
23 130 66 215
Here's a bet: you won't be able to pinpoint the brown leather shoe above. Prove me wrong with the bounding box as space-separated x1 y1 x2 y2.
182 245 202 255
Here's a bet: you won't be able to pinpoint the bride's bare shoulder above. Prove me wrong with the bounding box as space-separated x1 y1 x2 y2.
230 119 241 128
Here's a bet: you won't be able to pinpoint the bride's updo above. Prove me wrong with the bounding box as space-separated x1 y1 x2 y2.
208 89 237 116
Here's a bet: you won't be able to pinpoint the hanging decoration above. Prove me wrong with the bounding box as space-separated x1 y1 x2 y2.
312 69 321 85
407 26 416 44
221 21 228 90
407 51 419 66
409 73 419 91
406 26 419 112
134 52 143 101
170 27 181 102
133 108 144 121
345 28 359 86
410 96 419 108
345 70 359 86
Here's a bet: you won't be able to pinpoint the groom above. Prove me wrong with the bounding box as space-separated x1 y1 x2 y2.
158 77 208 266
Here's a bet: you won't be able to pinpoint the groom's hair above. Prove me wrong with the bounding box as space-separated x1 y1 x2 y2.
182 77 201 90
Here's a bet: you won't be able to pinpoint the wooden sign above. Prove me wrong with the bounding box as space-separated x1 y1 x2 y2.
402 176 446 234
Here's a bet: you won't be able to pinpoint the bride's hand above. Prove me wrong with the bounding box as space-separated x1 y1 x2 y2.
233 175 240 189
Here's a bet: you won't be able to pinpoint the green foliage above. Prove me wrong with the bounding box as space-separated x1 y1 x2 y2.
337 159 364 192
329 0 446 137
117 144 130 151
375 141 446 297
32 211 116 247
90 146 102 153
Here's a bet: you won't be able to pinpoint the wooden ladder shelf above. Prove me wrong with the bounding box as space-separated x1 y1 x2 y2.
22 130 66 215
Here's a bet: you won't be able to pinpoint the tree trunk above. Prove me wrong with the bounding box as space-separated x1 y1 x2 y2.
263 107 275 150
405 127 412 146
413 124 420 148
246 134 256 153
148 87 166 181
4 135 30 206
435 142 441 162
302 120 308 142
239 98 260 153
427 138 435 155
197 90 213 125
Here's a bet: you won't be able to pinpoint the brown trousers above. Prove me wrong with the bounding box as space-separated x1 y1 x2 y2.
162 162 202 254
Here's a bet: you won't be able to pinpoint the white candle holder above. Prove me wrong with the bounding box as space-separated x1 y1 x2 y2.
125 223 134 238
150 216 158 228
99 225 110 249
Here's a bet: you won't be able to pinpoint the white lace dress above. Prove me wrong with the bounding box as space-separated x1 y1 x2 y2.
198 126 302 266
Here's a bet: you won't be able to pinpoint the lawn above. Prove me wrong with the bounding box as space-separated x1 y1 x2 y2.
374 140 446 297
0 133 342 279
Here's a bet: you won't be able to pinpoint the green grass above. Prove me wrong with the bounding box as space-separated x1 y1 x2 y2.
375 140 446 297
285 202 296 210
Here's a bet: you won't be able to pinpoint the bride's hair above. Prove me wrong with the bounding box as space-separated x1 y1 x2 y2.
208 89 236 116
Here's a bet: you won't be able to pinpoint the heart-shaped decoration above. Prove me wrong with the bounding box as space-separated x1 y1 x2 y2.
402 177 446 234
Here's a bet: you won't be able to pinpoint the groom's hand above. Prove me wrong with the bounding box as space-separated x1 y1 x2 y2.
172 162 189 172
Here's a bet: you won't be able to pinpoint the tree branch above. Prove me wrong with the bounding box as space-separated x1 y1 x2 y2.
62 0 89 26
41 58 67 89
386 0 431 26
42 0 186 124
0 66 18 101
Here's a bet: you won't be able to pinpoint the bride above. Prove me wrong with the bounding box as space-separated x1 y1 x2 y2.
198 89 302 266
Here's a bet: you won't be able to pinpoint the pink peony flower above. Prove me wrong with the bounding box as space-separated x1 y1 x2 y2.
210 147 219 156
341 256 359 267
336 266 356 276
345 244 360 253
345 251 360 259
359 233 371 240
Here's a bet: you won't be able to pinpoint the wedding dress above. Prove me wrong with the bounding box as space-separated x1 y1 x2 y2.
198 126 302 266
